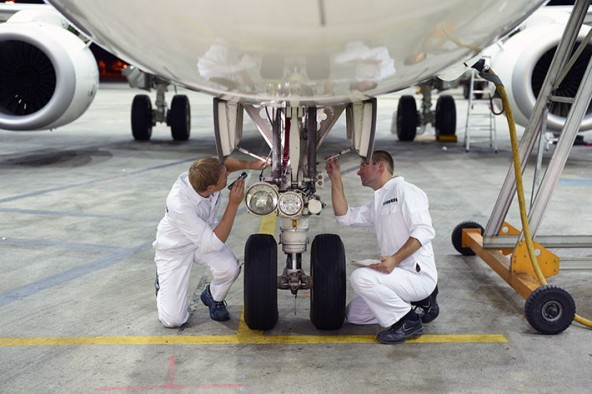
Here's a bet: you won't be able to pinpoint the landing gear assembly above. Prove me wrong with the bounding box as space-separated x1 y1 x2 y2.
214 98 376 330
123 66 191 141
392 82 457 142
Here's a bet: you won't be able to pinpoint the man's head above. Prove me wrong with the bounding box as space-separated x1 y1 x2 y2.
188 158 228 195
357 150 394 190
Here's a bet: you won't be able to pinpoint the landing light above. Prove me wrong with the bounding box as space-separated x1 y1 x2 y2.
245 183 278 216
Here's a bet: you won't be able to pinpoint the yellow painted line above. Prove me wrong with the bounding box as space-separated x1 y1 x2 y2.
0 216 509 348
407 334 508 343
0 309 508 346
258 214 276 235
0 334 507 347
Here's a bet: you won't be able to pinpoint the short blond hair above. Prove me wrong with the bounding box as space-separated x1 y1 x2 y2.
188 158 225 192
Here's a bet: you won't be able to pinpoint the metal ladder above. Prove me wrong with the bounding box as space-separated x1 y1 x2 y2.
463 67 497 152
484 0 592 248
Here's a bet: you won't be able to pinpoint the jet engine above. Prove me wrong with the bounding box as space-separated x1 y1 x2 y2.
491 23 592 131
0 9 98 131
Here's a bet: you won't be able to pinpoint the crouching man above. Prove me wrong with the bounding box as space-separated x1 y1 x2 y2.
153 157 265 328
325 150 439 344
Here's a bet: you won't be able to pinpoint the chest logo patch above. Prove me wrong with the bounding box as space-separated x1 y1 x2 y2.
383 197 398 205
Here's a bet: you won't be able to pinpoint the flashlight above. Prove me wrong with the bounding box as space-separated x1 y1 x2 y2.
228 172 247 190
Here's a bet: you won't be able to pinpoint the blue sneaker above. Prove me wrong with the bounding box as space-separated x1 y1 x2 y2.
200 285 230 321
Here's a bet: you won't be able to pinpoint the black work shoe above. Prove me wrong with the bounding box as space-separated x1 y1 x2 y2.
412 285 439 324
200 285 230 321
376 310 423 344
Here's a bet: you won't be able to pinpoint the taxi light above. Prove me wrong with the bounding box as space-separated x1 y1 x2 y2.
278 191 304 217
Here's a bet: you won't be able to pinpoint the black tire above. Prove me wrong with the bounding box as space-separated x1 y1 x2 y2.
451 221 484 256
131 94 153 141
244 234 278 330
396 95 418 141
435 95 456 137
169 95 191 141
310 234 346 330
524 285 575 335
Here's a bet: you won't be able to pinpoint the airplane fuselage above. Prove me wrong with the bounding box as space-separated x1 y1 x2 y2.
46 0 547 106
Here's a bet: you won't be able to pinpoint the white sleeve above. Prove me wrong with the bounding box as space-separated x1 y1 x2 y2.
401 189 435 246
335 202 375 227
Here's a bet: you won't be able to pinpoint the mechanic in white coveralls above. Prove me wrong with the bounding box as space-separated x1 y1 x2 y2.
153 157 266 328
325 150 439 344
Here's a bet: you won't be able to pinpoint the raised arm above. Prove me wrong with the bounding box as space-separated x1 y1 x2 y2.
223 157 267 173
325 158 349 216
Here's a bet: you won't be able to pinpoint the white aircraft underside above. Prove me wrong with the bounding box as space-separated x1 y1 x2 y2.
47 0 547 106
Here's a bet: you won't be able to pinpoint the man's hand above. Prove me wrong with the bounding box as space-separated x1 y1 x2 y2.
248 158 271 170
325 157 341 180
325 157 348 216
369 255 397 274
214 178 244 243
228 178 244 206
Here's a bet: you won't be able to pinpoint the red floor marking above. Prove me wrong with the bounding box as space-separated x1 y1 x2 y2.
96 355 245 391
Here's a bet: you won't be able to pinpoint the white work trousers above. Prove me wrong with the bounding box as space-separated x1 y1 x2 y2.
155 245 240 328
346 266 436 327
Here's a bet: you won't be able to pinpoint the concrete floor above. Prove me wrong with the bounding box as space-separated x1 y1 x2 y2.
1 84 591 393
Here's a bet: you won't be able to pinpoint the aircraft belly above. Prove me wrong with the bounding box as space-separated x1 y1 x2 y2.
46 0 547 105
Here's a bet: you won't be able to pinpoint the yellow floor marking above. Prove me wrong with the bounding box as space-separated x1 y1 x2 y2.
0 307 507 347
0 216 508 347
0 333 507 347
257 214 276 235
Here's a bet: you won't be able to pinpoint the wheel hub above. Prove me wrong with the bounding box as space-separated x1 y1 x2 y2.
542 300 563 322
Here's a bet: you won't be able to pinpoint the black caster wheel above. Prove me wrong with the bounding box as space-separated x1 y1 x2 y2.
451 221 484 256
524 285 575 335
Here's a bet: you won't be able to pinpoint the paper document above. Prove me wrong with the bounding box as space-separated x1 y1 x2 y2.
351 259 380 267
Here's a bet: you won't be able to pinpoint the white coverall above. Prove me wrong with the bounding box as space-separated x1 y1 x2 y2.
153 171 240 327
337 176 437 328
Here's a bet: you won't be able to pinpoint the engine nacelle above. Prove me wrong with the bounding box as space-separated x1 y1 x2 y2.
0 8 98 131
491 23 592 131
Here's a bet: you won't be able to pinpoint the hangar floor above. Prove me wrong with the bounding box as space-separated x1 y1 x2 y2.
1 84 591 393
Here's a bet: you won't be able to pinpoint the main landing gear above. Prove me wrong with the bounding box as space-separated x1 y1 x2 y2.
123 66 191 141
393 82 457 142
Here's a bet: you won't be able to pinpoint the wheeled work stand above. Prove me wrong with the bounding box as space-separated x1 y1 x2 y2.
453 0 592 335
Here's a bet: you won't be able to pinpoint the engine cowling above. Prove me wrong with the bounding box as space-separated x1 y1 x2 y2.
0 9 98 131
491 23 592 131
